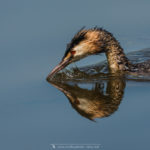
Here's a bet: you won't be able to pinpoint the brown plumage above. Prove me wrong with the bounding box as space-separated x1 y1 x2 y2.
47 27 150 78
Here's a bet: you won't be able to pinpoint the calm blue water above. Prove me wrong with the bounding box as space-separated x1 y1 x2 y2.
0 0 150 150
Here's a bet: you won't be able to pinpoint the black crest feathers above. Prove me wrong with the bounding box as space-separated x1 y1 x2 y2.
63 27 87 59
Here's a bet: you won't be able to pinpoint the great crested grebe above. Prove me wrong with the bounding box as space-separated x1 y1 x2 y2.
47 27 150 78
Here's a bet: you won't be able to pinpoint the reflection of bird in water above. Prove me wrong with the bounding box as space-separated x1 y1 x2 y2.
49 78 125 121
47 27 150 79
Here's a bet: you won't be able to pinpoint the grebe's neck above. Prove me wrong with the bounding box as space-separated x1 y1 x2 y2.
105 39 131 73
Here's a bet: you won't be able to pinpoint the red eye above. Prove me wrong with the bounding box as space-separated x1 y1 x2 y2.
71 51 76 55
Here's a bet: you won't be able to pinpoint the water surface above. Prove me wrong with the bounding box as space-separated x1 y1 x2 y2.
0 0 150 150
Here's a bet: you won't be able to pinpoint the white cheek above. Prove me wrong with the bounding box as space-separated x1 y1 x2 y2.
74 45 85 56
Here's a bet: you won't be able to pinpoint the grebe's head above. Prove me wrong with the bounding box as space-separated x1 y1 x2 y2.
48 27 109 77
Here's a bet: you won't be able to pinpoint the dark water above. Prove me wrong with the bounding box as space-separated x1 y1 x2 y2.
1 0 150 150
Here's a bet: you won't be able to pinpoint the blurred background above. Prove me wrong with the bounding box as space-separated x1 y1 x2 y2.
0 0 150 150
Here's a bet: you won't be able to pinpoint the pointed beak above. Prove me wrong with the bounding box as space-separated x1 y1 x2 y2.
47 57 71 79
